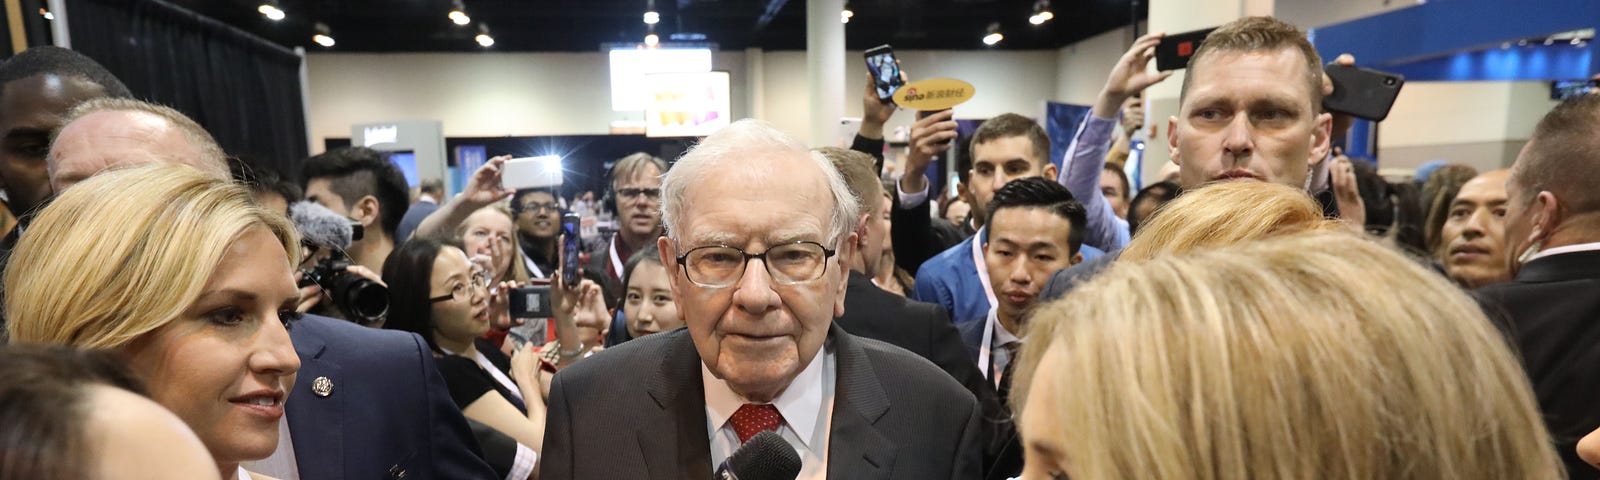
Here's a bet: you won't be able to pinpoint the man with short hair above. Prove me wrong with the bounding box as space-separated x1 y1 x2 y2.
0 46 131 228
512 187 562 278
907 113 1102 325
542 120 981 479
301 146 410 274
48 97 229 192
1043 17 1359 300
587 152 667 301
1437 169 1512 289
1480 93 1600 480
0 47 133 337
396 177 444 243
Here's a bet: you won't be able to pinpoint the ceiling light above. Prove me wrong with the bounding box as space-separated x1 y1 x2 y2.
983 22 1003 46
644 33 659 46
449 1 470 25
644 11 660 24
476 24 495 47
841 9 853 23
1029 1 1053 25
258 2 285 21
312 22 335 47
38 8 53 20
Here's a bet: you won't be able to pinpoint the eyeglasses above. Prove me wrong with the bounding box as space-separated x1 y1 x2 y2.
429 269 492 303
519 201 561 213
617 188 661 201
675 241 836 288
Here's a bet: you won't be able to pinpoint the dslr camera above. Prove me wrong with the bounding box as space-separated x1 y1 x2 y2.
299 247 390 326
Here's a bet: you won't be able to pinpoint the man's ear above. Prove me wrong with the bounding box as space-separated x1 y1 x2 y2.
659 236 682 298
1308 112 1334 169
834 233 857 318
1070 252 1084 266
1167 116 1182 166
1532 191 1563 243
854 213 871 248
1041 163 1058 181
353 196 381 229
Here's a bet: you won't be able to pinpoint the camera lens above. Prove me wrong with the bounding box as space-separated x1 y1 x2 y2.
1384 77 1397 86
332 272 389 325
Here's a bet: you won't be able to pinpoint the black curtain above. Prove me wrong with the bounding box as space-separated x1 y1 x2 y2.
64 0 308 176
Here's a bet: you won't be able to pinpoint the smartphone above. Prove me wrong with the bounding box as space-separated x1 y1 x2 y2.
509 284 553 318
561 212 581 287
1322 64 1405 121
1155 27 1218 71
863 45 905 103
503 155 563 190
1552 79 1600 100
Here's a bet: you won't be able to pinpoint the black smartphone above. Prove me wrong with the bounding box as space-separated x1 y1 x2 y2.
1155 27 1218 71
509 284 553 318
1322 64 1405 121
561 212 581 287
863 45 904 103
1552 79 1600 100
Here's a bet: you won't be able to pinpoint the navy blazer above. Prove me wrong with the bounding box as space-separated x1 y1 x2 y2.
286 314 498 480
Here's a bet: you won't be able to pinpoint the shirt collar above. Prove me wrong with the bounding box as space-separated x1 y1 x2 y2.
702 344 829 448
991 307 1021 347
1528 242 1600 262
419 194 437 204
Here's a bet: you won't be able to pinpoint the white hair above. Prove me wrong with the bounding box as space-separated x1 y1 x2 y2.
661 119 859 248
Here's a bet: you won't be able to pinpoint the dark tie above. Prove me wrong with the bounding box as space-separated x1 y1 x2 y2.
730 403 784 444
997 342 1021 407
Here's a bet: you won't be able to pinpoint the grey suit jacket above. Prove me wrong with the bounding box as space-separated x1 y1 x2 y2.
540 324 983 479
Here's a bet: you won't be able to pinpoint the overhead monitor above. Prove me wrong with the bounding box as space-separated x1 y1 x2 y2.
609 47 713 111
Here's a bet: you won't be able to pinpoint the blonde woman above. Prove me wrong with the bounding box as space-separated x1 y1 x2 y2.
7 164 302 480
1013 233 1561 480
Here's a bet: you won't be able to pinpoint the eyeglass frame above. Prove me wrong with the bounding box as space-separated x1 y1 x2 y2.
673 240 838 288
616 187 662 201
428 269 493 304
517 201 562 213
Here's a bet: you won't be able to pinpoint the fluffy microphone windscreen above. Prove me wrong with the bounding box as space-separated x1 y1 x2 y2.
289 201 353 249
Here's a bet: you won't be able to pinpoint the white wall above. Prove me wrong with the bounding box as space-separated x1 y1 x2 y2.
1378 80 1557 172
1056 24 1142 106
306 48 1073 150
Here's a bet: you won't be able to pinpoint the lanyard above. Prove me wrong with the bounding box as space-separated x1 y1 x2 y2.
977 305 998 385
969 227 998 314
609 236 625 279
524 254 545 278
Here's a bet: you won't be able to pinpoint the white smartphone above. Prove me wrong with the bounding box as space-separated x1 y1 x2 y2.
503 155 563 190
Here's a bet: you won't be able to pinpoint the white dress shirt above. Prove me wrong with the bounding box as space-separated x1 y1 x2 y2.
1526 241 1600 263
702 345 836 480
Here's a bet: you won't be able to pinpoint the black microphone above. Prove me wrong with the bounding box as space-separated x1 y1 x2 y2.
714 431 802 480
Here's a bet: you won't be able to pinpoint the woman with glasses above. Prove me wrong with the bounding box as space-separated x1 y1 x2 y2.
382 235 607 461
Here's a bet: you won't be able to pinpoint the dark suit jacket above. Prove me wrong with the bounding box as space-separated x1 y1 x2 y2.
287 314 498 480
541 324 983 479
849 133 959 276
395 199 440 244
836 271 1016 479
1477 250 1600 480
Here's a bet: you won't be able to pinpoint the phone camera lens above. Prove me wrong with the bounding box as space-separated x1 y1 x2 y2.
1384 77 1397 86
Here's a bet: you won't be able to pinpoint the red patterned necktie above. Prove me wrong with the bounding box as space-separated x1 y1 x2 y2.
729 403 784 444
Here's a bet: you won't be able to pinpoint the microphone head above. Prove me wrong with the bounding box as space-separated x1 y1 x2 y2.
289 201 353 249
728 431 801 480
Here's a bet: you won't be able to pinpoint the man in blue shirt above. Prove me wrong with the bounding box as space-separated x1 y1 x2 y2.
904 113 1101 323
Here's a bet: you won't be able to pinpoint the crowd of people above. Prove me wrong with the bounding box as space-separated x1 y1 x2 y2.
0 13 1597 480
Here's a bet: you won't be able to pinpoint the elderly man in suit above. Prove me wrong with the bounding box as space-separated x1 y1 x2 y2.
541 120 982 479
1482 93 1600 480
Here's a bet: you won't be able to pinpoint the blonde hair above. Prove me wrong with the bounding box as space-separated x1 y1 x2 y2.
6 164 300 349
1014 232 1561 480
1120 181 1335 261
456 203 530 283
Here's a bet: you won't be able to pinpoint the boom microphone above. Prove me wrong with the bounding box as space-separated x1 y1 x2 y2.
289 201 355 249
714 431 802 480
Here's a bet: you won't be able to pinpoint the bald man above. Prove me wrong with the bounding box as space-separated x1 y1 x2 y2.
47 97 227 193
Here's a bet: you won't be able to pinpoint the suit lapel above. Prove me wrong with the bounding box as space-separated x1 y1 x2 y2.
286 322 344 479
640 331 712 480
827 326 897 480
